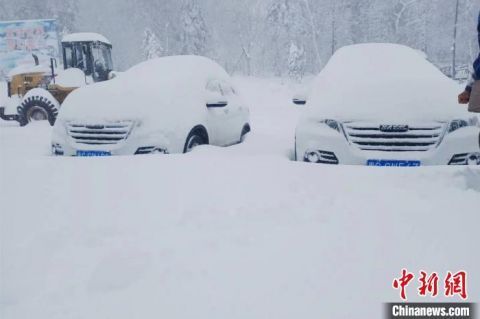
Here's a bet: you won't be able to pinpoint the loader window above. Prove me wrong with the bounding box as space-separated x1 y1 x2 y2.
92 43 113 71
62 42 93 76
75 44 91 74
64 46 73 68
92 43 113 81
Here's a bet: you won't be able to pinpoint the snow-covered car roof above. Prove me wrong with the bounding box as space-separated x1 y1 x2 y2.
58 55 231 126
306 43 470 122
62 33 111 45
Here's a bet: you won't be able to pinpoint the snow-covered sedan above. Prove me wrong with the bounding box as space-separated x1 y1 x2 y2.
52 56 250 156
294 43 480 166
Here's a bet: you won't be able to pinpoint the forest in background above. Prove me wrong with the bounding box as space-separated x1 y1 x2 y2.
1 0 479 80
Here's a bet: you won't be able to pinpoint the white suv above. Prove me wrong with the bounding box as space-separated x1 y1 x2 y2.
294 44 480 166
52 56 250 156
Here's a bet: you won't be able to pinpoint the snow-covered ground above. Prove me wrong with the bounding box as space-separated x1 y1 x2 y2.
0 81 20 127
1 77 479 319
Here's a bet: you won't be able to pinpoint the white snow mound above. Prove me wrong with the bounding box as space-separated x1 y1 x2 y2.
58 55 232 129
307 43 470 122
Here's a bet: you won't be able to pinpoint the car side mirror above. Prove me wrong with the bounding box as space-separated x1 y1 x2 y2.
293 94 307 106
206 95 228 108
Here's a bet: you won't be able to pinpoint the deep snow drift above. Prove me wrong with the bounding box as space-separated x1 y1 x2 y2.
1 77 479 319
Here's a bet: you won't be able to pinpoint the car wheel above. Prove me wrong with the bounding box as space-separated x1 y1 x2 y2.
184 127 209 153
17 95 59 126
240 124 251 142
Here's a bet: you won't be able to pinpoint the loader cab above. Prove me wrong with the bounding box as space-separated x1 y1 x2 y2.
61 33 113 83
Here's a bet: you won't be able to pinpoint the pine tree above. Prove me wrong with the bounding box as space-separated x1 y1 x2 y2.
142 28 163 60
180 0 208 56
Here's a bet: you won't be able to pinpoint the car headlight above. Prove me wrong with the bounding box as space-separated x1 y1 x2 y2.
448 118 478 133
320 119 341 132
51 143 64 156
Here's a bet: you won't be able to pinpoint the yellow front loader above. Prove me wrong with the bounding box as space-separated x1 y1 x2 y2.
0 33 114 126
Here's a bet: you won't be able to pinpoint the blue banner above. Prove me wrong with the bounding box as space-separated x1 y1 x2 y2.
0 19 60 79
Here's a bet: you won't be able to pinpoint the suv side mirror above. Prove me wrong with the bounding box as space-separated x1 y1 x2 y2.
293 95 307 106
206 93 228 108
207 99 228 108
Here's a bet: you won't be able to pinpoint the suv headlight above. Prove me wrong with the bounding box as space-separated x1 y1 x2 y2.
448 118 479 133
320 119 341 132
51 143 64 156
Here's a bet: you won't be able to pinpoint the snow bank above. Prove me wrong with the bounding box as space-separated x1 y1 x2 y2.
1 77 479 319
0 82 20 127
231 76 304 158
0 81 7 106
307 43 470 122
55 69 87 88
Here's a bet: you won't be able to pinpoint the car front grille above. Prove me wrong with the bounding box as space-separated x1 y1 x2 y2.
66 121 134 145
343 122 447 152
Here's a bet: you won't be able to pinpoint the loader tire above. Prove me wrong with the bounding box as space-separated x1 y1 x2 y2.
17 95 59 127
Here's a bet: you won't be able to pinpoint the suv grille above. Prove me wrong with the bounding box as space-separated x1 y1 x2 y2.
66 121 134 145
343 122 447 152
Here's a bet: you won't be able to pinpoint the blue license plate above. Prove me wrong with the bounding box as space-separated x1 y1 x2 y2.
76 150 111 157
367 160 421 167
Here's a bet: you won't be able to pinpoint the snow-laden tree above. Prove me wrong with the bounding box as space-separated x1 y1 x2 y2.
365 0 396 43
288 42 306 81
180 0 209 56
266 0 309 76
11 0 49 21
393 0 428 51
454 0 479 70
0 2 10 21
48 0 78 36
142 27 163 60
1 0 479 76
